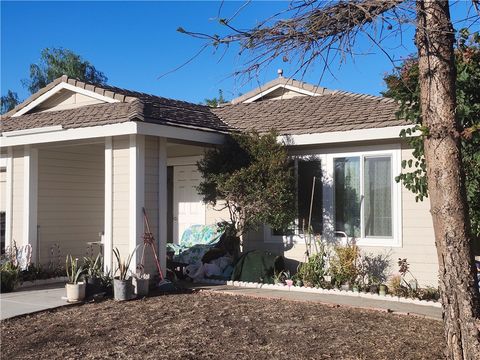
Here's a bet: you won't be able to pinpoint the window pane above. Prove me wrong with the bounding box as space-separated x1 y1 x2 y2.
297 158 322 234
364 156 392 237
334 157 361 238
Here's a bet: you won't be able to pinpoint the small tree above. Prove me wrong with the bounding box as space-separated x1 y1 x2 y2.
197 131 296 238
0 90 19 114
384 30 480 242
23 47 107 94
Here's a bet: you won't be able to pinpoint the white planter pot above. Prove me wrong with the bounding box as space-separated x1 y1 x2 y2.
65 282 86 302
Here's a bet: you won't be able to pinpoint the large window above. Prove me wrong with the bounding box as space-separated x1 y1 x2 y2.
334 154 393 239
272 157 322 237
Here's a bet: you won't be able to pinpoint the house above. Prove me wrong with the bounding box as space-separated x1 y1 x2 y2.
0 74 439 286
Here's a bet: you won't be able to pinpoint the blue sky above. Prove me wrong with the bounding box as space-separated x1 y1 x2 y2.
1 1 476 104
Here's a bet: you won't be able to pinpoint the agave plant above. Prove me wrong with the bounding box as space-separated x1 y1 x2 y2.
113 246 139 281
83 253 103 278
66 255 84 284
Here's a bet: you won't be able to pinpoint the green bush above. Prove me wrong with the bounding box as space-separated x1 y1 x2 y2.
330 243 360 286
296 244 327 287
0 261 20 293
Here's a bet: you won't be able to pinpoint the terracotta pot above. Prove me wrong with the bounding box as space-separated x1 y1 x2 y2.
65 282 86 302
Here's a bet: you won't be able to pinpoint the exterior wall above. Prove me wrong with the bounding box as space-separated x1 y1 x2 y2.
242 142 439 287
36 90 104 113
260 87 308 101
111 136 130 260
37 144 104 265
11 148 25 247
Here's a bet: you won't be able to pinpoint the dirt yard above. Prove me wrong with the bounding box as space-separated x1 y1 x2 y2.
1 290 444 360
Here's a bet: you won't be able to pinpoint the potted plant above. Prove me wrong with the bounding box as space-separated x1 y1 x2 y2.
132 271 150 297
113 247 137 301
65 255 86 302
84 253 103 297
379 284 388 296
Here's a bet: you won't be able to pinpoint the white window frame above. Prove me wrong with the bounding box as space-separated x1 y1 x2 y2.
324 145 402 247
265 144 402 247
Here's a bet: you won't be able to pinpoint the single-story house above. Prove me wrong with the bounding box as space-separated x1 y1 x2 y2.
0 74 439 286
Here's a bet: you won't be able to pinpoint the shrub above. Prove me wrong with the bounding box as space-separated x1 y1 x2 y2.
0 261 20 293
330 243 360 286
296 243 327 287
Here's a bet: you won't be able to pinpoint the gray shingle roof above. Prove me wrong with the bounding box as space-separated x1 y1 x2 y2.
1 76 406 136
213 92 406 135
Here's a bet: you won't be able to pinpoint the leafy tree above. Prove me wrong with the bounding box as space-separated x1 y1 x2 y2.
204 89 227 107
383 30 480 241
0 90 19 114
182 1 480 356
197 131 296 238
22 47 107 94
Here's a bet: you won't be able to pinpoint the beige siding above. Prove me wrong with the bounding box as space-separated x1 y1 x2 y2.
205 201 230 225
11 148 24 247
36 90 104 113
260 87 309 101
112 136 130 259
37 144 104 265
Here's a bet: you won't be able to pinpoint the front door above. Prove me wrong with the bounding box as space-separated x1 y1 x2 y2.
173 165 206 243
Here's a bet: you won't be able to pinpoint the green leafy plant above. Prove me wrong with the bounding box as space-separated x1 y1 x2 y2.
0 260 20 293
83 253 103 279
330 242 360 286
65 255 85 284
197 131 296 238
113 246 139 281
296 243 328 287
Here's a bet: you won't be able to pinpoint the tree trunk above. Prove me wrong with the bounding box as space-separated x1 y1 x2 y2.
416 1 480 358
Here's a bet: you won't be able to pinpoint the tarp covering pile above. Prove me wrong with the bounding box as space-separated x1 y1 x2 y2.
231 250 285 284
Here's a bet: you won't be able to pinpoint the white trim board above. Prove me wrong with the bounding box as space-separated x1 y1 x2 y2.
1 122 226 147
103 137 113 274
12 82 119 117
281 126 415 146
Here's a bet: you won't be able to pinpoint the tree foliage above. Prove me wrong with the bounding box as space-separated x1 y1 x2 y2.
197 131 296 237
0 90 20 114
204 89 227 107
22 47 108 94
383 30 480 238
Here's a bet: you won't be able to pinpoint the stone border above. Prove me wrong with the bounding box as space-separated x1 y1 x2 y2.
201 279 442 308
17 277 69 289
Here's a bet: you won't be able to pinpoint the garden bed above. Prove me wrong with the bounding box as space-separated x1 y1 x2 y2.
1 290 444 359
201 279 442 308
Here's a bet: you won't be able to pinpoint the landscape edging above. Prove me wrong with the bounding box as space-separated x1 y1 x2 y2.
200 278 442 308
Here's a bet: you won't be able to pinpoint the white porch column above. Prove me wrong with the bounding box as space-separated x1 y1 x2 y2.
5 147 13 250
158 137 167 276
23 145 38 263
103 137 113 273
129 134 145 272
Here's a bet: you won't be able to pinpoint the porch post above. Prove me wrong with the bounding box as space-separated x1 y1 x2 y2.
23 145 38 263
5 147 13 251
103 137 113 273
129 134 145 272
158 137 167 276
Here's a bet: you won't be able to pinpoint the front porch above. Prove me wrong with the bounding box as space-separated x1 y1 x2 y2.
2 133 227 277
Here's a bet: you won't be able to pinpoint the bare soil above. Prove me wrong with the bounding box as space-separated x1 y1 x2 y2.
1 290 444 360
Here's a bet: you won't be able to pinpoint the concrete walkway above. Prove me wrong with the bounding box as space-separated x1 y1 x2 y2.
0 283 71 320
1 282 442 321
188 283 443 320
